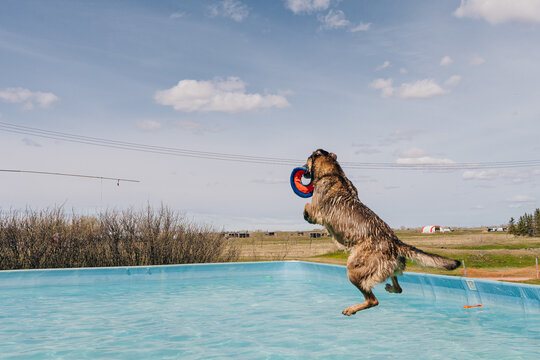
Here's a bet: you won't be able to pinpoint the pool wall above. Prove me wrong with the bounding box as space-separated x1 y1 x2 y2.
1 261 539 313
292 262 540 313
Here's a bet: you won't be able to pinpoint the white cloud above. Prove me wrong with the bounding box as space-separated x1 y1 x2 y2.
175 120 223 135
285 0 331 14
395 156 455 165
398 79 448 99
454 0 540 24
349 22 371 32
154 77 290 113
445 75 462 87
507 195 535 202
318 9 350 29
289 3 368 32
371 78 456 99
440 56 453 66
370 78 394 98
352 143 381 155
379 130 417 145
22 138 42 147
376 61 391 71
354 148 381 155
470 55 486 66
0 87 59 109
170 12 185 19
507 194 535 208
395 147 454 165
208 0 249 22
136 120 162 131
462 169 528 183
399 68 408 74
397 147 428 158
462 170 500 181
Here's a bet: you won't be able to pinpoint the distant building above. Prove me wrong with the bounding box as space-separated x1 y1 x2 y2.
310 232 322 238
422 226 453 233
421 225 441 233
227 232 250 238
265 232 275 236
487 227 507 232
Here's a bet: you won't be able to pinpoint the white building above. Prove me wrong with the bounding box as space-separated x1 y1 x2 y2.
421 225 452 233
421 225 441 233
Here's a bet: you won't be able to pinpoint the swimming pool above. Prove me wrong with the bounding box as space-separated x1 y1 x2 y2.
1 261 539 359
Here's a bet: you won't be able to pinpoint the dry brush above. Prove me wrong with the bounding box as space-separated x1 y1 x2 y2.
0 206 238 270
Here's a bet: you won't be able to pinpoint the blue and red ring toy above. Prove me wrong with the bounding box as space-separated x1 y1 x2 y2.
290 167 314 198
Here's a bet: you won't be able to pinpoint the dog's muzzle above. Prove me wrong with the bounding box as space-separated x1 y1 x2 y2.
302 164 311 178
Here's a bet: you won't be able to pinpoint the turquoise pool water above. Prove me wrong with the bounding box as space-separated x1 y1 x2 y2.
1 261 539 359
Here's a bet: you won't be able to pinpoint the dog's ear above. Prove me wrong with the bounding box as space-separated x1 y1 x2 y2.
330 152 337 160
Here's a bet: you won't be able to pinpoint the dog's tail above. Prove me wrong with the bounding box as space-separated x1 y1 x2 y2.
397 242 461 270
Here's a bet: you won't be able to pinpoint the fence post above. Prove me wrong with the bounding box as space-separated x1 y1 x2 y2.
463 260 466 277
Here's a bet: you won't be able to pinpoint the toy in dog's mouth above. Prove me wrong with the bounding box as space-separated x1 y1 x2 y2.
290 167 313 198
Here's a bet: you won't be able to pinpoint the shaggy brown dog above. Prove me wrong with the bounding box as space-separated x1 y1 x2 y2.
302 149 460 316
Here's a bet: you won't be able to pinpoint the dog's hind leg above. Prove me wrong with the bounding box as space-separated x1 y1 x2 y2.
385 276 403 294
343 257 379 315
385 256 405 294
342 287 379 316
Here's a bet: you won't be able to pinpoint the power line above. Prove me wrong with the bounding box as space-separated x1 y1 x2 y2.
0 169 140 183
0 121 299 165
1 120 539 170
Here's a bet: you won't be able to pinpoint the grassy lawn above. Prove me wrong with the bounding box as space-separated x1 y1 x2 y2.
303 249 538 269
234 229 540 284
452 243 540 250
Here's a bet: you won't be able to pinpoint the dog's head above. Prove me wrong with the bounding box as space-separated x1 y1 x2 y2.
304 149 339 181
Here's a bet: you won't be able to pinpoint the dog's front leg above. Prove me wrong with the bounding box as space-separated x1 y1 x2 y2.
303 203 317 224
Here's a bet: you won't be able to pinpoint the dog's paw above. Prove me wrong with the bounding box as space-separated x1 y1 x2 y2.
303 210 313 224
385 283 402 293
342 306 357 316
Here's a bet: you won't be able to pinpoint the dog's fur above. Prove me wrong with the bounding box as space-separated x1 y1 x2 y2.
302 149 461 316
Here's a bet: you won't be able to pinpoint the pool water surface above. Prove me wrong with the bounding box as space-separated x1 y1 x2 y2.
1 261 539 359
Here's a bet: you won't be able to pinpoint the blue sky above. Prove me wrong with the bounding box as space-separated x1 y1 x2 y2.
1 0 539 230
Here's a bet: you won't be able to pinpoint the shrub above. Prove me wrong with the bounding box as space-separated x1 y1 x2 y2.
0 206 238 270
